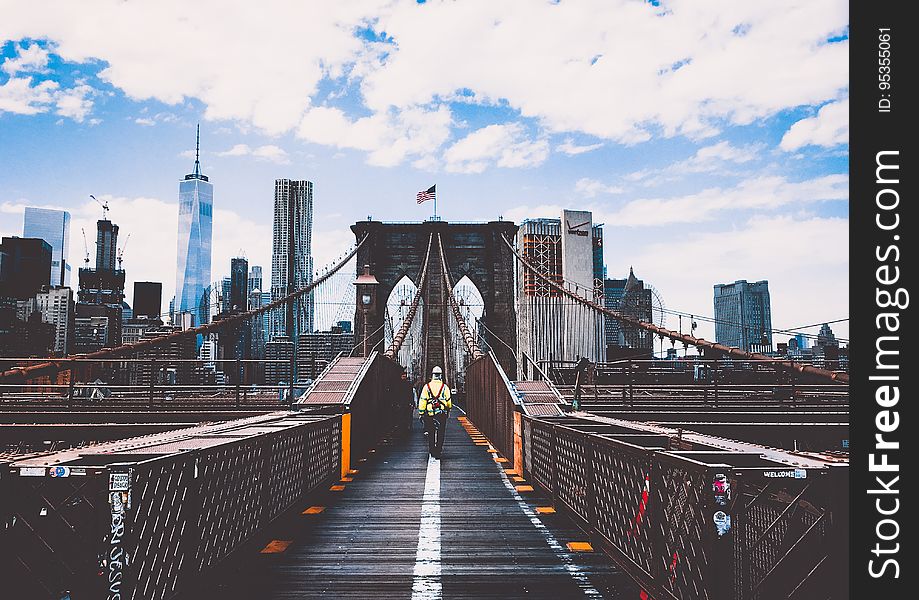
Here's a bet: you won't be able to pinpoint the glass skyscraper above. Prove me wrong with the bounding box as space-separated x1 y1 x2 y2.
23 207 71 287
271 179 314 342
175 126 213 328
713 279 773 352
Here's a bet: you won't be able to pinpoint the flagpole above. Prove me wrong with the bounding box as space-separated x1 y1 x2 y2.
433 192 437 220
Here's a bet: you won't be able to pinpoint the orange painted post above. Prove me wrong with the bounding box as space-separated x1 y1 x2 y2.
341 412 351 481
513 411 524 477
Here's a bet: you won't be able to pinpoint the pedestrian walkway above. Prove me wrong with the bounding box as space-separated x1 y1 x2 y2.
198 414 638 599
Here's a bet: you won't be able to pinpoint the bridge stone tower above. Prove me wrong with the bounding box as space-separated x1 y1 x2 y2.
351 220 519 380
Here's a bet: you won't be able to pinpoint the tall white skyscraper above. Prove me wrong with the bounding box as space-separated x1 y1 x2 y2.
23 207 71 287
175 125 213 328
271 179 314 342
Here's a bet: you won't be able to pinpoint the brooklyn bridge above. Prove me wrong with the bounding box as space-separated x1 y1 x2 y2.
0 220 848 600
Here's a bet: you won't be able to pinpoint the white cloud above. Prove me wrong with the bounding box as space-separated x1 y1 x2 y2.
0 44 96 121
625 141 761 182
557 138 603 156
297 104 452 167
217 143 290 164
607 174 848 226
1 42 50 75
135 117 155 126
0 76 58 115
444 123 548 174
504 173 847 227
54 82 94 122
363 1 848 142
780 98 848 151
574 178 623 198
1 1 848 167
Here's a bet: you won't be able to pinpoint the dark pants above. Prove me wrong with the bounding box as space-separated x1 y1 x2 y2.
423 412 448 457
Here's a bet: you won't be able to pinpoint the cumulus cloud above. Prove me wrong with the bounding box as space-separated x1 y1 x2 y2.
1 42 50 75
574 178 623 198
217 143 290 164
0 76 58 115
362 1 848 142
444 123 548 173
608 174 848 226
1 1 848 167
297 104 452 167
504 173 847 227
780 98 848 151
1 45 96 121
54 82 95 122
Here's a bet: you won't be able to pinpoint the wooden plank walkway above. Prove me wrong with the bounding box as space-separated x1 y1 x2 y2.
195 412 638 599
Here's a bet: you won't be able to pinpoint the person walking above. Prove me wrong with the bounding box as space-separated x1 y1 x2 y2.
418 366 452 458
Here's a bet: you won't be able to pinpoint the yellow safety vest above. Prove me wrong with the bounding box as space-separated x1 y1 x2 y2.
419 380 452 415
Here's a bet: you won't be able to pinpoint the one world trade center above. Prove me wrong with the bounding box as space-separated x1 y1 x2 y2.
175 125 213 329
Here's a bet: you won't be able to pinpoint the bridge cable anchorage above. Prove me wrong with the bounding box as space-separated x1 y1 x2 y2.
436 233 483 360
0 235 370 383
384 233 434 360
500 234 848 385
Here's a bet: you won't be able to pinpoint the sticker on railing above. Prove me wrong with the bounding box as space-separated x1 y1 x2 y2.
109 472 130 491
712 473 731 507
713 511 732 537
763 469 807 479
19 467 45 477
49 466 71 478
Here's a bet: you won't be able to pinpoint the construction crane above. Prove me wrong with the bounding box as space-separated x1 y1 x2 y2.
89 194 109 220
117 233 131 270
81 227 91 266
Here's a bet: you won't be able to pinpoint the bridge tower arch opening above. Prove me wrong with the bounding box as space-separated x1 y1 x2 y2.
352 219 519 379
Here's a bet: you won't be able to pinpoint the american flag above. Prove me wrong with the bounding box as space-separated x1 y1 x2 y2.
416 184 436 204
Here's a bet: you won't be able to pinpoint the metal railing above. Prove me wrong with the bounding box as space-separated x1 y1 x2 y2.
2 412 343 600
520 414 848 600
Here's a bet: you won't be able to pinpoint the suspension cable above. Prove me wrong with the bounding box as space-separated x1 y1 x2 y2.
437 233 483 360
384 233 433 359
501 234 848 385
1 235 369 383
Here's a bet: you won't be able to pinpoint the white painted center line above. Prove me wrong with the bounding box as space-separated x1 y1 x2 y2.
411 454 442 600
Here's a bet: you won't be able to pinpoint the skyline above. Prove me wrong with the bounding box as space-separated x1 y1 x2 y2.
0 1 849 342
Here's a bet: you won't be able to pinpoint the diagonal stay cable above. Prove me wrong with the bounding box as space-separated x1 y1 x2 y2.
1 235 370 383
436 233 483 360
385 233 434 359
501 234 847 385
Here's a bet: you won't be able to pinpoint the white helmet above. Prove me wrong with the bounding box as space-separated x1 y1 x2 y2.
432 366 443 378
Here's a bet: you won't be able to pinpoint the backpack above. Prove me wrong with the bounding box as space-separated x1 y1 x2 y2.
425 383 446 414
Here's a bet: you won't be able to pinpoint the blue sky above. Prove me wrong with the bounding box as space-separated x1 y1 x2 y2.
0 0 849 342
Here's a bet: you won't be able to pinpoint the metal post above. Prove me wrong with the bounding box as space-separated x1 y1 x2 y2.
235 357 241 409
713 357 720 409
628 359 634 407
790 360 797 409
149 358 156 408
288 354 295 406
68 366 76 409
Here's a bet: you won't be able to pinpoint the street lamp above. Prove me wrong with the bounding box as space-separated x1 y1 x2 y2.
353 264 380 356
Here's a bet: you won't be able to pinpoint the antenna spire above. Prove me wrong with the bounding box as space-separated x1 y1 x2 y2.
194 123 201 177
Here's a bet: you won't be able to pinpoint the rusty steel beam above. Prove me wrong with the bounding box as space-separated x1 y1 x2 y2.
0 235 368 384
502 235 848 385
